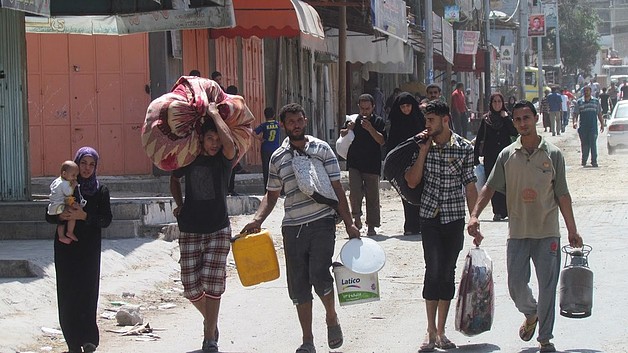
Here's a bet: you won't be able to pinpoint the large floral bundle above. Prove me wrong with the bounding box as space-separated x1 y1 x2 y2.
141 76 254 171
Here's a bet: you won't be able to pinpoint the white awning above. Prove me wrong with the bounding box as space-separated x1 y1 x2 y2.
324 29 414 74
25 5 235 35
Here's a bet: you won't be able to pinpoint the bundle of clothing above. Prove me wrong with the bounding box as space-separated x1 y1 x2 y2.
141 76 254 171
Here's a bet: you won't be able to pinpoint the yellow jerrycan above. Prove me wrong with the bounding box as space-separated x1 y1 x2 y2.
231 229 280 287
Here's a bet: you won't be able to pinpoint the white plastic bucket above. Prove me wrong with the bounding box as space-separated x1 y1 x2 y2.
333 264 380 306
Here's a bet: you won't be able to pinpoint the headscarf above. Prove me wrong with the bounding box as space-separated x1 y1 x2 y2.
74 146 100 196
386 92 425 153
485 92 508 130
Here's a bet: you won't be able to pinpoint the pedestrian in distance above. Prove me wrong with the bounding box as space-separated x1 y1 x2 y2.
560 89 570 132
189 69 201 77
404 100 478 352
420 83 443 110
451 82 470 138
608 81 618 108
547 86 563 136
169 103 237 353
467 100 584 353
254 107 281 190
572 86 605 167
340 93 386 236
507 95 517 112
541 89 551 132
241 103 360 353
621 79 628 100
211 71 224 90
384 87 402 118
385 92 426 235
46 147 112 353
474 92 518 222
598 87 612 117
47 160 80 244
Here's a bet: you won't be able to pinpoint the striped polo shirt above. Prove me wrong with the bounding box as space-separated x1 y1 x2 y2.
573 97 601 130
268 136 340 226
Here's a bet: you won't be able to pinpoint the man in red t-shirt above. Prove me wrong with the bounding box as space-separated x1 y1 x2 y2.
451 83 469 138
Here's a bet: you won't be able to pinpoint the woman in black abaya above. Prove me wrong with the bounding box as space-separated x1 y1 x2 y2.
47 147 112 353
386 92 426 235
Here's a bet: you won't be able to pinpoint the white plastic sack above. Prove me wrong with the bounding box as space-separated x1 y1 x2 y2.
474 164 486 193
335 114 358 159
291 151 338 207
455 247 494 337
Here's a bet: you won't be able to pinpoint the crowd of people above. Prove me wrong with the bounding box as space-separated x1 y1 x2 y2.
47 73 596 353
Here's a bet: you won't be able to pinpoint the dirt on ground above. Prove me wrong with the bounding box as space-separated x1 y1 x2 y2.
5 125 628 353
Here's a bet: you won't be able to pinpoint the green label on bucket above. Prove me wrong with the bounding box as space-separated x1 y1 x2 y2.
339 291 379 302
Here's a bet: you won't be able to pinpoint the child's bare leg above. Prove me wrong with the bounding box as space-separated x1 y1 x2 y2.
57 224 72 244
66 220 78 242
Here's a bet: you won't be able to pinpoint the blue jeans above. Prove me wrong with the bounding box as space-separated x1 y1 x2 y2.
578 128 598 165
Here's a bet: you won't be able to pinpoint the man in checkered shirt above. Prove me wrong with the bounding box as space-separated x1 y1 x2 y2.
404 100 478 352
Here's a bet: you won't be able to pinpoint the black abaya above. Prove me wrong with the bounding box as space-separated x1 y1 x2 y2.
47 185 112 351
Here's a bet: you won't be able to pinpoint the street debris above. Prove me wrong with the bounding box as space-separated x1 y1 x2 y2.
106 323 161 341
116 304 143 326
40 327 62 335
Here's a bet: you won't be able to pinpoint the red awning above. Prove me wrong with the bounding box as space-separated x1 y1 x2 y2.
434 50 487 73
209 0 324 39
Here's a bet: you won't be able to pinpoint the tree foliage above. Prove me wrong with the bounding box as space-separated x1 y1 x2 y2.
558 0 600 76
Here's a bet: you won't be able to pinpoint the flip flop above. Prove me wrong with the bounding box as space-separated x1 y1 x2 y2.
519 316 538 342
296 342 316 353
419 333 436 352
540 341 556 352
201 339 218 353
435 335 456 350
327 324 343 349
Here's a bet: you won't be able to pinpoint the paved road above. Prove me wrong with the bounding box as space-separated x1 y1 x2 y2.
2 126 628 353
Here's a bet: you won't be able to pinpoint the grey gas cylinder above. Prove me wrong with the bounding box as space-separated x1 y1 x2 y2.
559 244 593 318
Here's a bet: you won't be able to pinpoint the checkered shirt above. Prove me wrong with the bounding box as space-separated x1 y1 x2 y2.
419 133 477 223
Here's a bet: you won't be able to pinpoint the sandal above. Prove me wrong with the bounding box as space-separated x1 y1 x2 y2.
435 335 456 350
540 341 556 352
296 342 316 353
418 333 436 352
327 323 343 349
519 316 538 342
201 338 218 353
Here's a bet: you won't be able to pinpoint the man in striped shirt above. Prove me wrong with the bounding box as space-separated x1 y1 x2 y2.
242 103 359 353
404 100 478 352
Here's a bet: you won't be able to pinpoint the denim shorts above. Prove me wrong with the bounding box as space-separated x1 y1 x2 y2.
282 217 336 305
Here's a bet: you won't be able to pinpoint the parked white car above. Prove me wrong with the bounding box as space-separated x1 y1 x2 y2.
607 100 628 154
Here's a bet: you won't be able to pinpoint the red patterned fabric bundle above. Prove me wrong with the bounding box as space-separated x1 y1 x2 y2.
142 76 254 171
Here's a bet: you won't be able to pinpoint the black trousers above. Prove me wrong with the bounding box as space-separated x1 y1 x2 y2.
491 191 508 217
402 199 421 233
420 217 464 300
261 149 273 191
54 230 102 351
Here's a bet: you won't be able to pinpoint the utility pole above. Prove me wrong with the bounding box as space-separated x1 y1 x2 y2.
338 2 346 132
484 0 491 108
555 0 561 85
537 1 544 101
425 0 433 83
518 0 527 100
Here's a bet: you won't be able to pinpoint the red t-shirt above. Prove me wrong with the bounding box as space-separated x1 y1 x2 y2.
451 89 467 113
